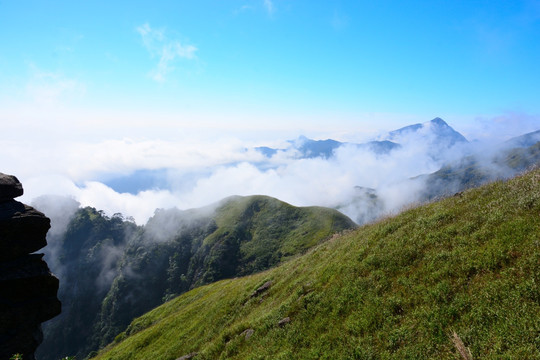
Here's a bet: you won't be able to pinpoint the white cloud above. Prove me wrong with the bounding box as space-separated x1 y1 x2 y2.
23 175 179 224
7 113 538 226
18 130 438 224
136 23 197 82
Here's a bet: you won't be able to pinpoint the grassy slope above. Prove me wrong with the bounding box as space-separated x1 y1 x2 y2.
93 171 540 360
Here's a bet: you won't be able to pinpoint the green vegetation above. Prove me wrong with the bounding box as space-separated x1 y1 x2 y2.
37 208 138 360
39 196 355 360
93 170 540 359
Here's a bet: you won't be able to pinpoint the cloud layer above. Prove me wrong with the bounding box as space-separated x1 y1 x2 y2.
3 115 536 226
15 122 457 224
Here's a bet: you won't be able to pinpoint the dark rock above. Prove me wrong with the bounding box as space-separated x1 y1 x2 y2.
278 317 291 327
0 254 60 311
176 352 198 360
0 173 24 202
250 280 273 298
0 255 61 359
0 174 60 360
0 201 50 261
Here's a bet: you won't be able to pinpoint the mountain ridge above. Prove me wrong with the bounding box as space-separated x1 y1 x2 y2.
255 117 466 160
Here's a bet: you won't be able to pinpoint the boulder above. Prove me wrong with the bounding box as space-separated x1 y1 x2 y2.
0 173 23 202
0 173 60 360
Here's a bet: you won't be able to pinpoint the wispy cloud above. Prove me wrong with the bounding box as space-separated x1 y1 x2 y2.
136 23 197 82
233 4 254 15
264 0 275 15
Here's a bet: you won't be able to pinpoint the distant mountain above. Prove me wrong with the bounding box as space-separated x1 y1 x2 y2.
256 136 345 159
359 140 402 154
101 118 465 196
340 133 540 224
37 196 355 360
292 137 401 158
418 140 540 201
255 135 401 160
505 129 540 148
255 146 279 157
294 136 343 159
256 117 466 160
386 117 468 147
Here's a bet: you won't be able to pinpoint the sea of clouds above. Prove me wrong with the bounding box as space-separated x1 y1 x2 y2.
3 114 539 227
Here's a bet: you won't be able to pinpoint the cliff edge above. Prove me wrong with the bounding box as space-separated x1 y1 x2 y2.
0 173 61 360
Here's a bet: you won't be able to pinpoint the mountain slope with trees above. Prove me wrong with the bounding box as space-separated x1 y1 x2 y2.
419 140 540 201
37 196 355 360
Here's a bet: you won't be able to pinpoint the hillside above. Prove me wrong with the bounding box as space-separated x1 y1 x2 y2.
92 170 540 359
37 195 355 360
420 141 540 201
336 139 540 224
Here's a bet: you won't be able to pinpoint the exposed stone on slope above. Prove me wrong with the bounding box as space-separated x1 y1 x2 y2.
278 317 291 327
242 328 255 340
0 172 61 360
250 280 272 298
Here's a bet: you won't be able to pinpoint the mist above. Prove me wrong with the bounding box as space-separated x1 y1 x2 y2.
30 195 80 280
12 117 540 228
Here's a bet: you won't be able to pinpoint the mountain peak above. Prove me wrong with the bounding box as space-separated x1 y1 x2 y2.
429 117 448 126
386 117 468 148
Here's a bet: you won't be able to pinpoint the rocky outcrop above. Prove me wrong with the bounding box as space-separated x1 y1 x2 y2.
250 280 272 298
0 173 61 360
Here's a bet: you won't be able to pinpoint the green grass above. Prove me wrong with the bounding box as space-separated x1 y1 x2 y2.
93 170 540 359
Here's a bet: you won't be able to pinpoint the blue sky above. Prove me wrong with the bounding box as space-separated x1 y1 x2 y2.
2 0 539 140
1 1 540 222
